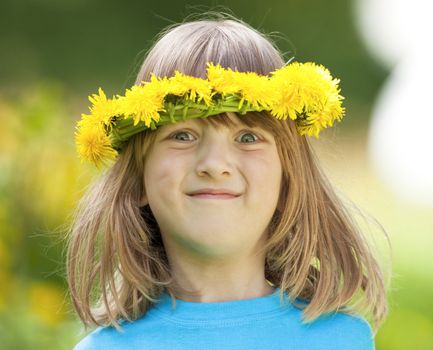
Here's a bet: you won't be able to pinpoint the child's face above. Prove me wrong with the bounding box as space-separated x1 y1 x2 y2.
140 114 282 258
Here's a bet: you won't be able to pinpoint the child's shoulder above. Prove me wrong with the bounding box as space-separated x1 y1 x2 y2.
306 311 375 349
287 299 374 348
73 325 121 350
72 318 149 350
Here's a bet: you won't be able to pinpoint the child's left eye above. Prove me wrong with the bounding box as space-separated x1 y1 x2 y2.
237 131 259 143
172 131 195 142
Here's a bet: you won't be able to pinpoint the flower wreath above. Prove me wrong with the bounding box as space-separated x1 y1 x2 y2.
75 61 345 168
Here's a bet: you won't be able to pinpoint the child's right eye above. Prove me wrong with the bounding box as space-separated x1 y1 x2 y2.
171 131 195 142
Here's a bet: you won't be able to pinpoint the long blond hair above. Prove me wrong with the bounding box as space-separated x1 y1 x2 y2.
67 12 391 334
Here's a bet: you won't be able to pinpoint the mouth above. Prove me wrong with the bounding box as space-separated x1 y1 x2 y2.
186 188 242 200
187 193 240 199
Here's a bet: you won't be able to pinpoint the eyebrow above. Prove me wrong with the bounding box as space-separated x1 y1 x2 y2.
158 120 267 134
203 117 273 133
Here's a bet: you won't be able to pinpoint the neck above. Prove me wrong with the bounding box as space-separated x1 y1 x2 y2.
165 247 274 302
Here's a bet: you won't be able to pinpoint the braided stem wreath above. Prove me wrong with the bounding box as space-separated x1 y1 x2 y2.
75 62 345 168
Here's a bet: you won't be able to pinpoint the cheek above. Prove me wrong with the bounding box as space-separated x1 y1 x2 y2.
144 152 187 196
244 151 282 195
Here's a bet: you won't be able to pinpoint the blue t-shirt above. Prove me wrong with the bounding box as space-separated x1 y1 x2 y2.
73 287 374 350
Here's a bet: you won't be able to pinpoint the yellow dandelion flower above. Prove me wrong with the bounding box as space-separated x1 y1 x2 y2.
297 101 345 138
207 63 241 95
147 74 171 96
232 72 277 110
207 63 279 110
154 73 187 97
168 71 213 106
269 62 345 134
76 112 99 129
86 87 120 126
75 123 117 168
118 83 165 127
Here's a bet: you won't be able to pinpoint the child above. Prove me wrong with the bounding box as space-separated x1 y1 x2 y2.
69 12 390 350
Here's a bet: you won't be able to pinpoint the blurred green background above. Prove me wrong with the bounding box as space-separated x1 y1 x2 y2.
1 1 432 349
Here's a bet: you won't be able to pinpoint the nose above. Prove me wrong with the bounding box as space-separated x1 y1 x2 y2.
195 131 234 178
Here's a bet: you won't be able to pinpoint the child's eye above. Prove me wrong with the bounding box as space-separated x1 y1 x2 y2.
237 131 260 144
169 129 261 143
172 131 195 142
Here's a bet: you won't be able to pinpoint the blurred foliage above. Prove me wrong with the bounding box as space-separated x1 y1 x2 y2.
313 124 433 349
0 278 80 350
0 81 96 349
0 1 431 350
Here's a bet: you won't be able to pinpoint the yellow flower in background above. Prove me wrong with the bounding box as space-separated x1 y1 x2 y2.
29 281 67 326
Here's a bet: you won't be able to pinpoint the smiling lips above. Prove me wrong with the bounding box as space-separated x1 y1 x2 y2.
187 188 242 199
